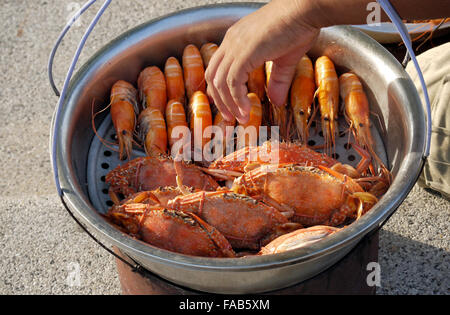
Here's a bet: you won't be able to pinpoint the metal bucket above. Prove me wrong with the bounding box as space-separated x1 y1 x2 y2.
53 3 426 293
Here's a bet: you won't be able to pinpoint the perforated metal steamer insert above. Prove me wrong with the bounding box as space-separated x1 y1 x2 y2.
87 111 388 214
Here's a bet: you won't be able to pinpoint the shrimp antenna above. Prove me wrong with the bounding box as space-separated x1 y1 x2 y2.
416 19 445 51
91 99 119 153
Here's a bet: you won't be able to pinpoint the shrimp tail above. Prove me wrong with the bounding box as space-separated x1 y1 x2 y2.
117 130 134 161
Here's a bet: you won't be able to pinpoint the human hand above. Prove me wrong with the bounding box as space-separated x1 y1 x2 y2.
205 0 321 124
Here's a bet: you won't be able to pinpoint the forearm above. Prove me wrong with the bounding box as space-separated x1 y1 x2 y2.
294 0 450 29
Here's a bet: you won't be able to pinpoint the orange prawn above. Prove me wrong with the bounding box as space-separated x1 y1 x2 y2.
138 107 167 156
315 56 339 155
200 42 218 68
183 44 206 100
165 99 188 149
265 61 288 140
237 93 262 149
339 72 391 184
164 57 185 104
109 80 139 160
189 91 212 157
290 55 316 144
248 64 266 101
138 66 167 113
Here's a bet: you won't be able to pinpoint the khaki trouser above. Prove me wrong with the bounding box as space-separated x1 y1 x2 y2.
406 42 450 199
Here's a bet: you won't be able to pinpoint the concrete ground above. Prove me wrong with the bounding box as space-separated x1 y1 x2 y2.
0 0 448 295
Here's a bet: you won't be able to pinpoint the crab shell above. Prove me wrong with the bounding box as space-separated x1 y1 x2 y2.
107 205 235 258
140 209 235 257
231 164 364 226
259 226 340 255
105 156 219 200
209 141 337 173
167 190 299 250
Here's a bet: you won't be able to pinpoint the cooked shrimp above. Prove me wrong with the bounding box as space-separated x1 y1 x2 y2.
165 99 188 148
189 91 212 157
248 64 265 101
237 93 262 148
339 72 391 183
183 44 206 99
138 107 167 156
315 56 339 155
110 101 136 161
138 66 167 113
200 42 218 68
290 55 315 144
109 80 139 160
164 57 185 104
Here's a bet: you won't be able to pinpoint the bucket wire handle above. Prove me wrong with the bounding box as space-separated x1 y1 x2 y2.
376 0 432 159
49 0 148 276
48 0 97 97
50 0 112 197
361 0 433 236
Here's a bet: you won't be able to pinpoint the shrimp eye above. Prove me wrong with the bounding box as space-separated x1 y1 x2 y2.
122 130 128 136
324 117 329 121
299 110 304 116
359 123 364 127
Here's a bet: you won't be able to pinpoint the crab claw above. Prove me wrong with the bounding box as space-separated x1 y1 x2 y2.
330 162 359 178
318 165 364 193
259 226 340 255
351 192 378 219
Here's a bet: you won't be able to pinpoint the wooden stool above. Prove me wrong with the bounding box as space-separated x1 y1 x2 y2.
114 231 378 295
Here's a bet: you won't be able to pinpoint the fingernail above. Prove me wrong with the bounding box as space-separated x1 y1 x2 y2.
238 114 249 125
223 113 235 122
272 97 286 107
238 105 251 120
